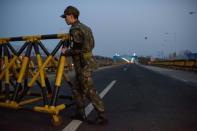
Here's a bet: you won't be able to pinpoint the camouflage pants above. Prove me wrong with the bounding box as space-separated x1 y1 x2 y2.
71 65 105 114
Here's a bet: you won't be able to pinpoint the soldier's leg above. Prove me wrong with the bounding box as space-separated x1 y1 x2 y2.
82 67 108 124
70 75 86 120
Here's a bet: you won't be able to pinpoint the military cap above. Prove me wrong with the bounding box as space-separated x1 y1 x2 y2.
61 6 80 18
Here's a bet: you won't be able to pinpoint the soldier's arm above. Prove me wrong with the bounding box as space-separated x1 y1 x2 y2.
70 28 84 44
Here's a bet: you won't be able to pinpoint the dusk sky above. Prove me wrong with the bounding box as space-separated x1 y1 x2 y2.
0 0 197 57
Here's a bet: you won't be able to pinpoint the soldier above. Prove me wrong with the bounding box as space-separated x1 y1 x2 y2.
61 5 108 124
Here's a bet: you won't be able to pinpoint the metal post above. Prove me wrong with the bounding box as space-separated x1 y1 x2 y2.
12 43 33 102
0 45 2 94
37 41 52 94
33 42 49 105
50 41 68 106
3 44 10 101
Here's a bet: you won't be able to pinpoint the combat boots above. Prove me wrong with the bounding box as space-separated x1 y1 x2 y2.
70 113 86 121
87 112 108 125
70 108 87 121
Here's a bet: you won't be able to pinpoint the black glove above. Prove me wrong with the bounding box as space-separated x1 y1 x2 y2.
64 49 73 56
61 47 73 56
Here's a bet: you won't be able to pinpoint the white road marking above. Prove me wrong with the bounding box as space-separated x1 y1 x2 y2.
62 80 117 131
123 68 127 71
62 120 82 131
174 77 188 82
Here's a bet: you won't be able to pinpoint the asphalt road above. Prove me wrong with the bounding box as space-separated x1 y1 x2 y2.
0 64 197 131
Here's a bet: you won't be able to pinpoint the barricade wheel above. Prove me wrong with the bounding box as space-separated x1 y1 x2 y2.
51 115 63 126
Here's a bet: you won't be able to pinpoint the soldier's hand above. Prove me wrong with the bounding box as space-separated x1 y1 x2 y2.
63 49 73 56
65 49 73 56
61 47 68 54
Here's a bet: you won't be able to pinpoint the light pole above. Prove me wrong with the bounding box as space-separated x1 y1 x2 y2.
164 32 176 54
189 11 197 15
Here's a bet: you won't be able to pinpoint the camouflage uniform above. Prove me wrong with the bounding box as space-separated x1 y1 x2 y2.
69 20 105 117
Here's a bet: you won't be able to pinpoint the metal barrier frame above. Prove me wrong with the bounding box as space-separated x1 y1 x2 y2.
0 33 74 126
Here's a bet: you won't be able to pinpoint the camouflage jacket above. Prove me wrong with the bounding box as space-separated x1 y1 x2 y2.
69 20 97 70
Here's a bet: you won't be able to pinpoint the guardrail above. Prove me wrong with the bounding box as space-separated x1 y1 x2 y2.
0 33 74 126
150 59 197 71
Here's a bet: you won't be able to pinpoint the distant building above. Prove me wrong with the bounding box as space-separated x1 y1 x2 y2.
186 53 197 60
113 53 138 64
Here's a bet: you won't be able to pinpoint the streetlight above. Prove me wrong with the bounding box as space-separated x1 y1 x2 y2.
189 11 197 15
164 32 177 58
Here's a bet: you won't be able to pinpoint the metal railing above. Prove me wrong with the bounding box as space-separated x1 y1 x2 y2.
150 59 197 71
